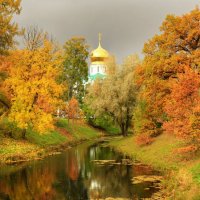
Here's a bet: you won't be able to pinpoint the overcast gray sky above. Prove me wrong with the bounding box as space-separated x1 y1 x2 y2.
15 0 200 63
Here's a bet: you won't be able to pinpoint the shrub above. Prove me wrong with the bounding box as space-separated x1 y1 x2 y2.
136 134 154 146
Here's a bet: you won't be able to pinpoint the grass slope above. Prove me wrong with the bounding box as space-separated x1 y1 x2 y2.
0 118 102 164
109 134 200 199
55 118 102 140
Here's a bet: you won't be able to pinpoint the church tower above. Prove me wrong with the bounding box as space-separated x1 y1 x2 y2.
88 33 110 82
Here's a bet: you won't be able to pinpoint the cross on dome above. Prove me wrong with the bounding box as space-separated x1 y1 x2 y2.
99 33 102 47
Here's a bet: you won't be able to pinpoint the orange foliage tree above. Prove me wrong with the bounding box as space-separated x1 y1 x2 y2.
66 97 80 122
133 7 200 138
163 67 200 149
0 0 21 117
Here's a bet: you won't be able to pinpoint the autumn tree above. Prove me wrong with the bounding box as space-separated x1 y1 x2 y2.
0 0 21 55
66 97 80 123
85 55 139 136
133 7 200 137
163 67 200 150
3 41 64 137
0 0 21 118
0 59 11 117
105 55 117 75
23 26 58 51
61 37 89 103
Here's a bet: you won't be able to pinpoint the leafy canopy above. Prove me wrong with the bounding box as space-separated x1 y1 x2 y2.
61 37 89 103
0 0 21 55
85 55 139 136
133 7 200 137
3 41 64 133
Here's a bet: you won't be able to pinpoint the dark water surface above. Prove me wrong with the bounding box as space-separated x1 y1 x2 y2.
0 140 160 200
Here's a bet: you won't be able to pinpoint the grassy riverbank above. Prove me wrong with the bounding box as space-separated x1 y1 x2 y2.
109 134 200 200
0 118 102 165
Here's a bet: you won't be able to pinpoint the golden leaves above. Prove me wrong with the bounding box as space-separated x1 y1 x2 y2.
3 41 65 133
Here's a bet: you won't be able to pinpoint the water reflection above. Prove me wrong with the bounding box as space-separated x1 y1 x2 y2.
0 141 159 200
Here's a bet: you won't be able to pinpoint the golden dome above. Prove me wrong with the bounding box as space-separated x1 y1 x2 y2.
91 45 109 58
91 33 109 59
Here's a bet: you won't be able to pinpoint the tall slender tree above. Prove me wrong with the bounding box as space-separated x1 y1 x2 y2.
61 37 89 103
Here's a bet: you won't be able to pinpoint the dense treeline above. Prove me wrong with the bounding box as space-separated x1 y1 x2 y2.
85 7 200 152
0 0 200 155
133 7 200 151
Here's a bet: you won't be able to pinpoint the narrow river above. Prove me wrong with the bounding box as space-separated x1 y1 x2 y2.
0 140 161 200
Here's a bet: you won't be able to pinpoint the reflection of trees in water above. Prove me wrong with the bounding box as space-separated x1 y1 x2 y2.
0 162 57 200
85 164 134 199
83 144 157 199
55 147 89 200
0 142 158 200
77 144 135 199
54 173 89 200
0 145 90 200
66 150 79 181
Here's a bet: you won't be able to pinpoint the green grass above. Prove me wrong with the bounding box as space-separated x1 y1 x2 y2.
109 134 200 199
191 163 200 185
0 137 43 163
24 118 102 147
0 118 102 164
55 118 69 129
110 134 183 171
56 118 102 140
26 129 68 147
104 125 120 135
0 138 38 155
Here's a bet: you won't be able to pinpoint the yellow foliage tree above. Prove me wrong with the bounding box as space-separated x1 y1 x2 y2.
3 41 64 136
0 0 21 54
0 0 21 119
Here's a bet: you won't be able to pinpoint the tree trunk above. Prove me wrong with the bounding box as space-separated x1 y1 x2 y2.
120 122 129 137
124 127 128 137
125 120 129 136
22 129 26 139
120 123 126 137
8 131 13 138
68 85 73 100
124 108 131 137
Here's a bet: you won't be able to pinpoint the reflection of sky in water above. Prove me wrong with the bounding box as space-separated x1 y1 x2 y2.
0 141 160 200
90 180 101 190
89 148 95 158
